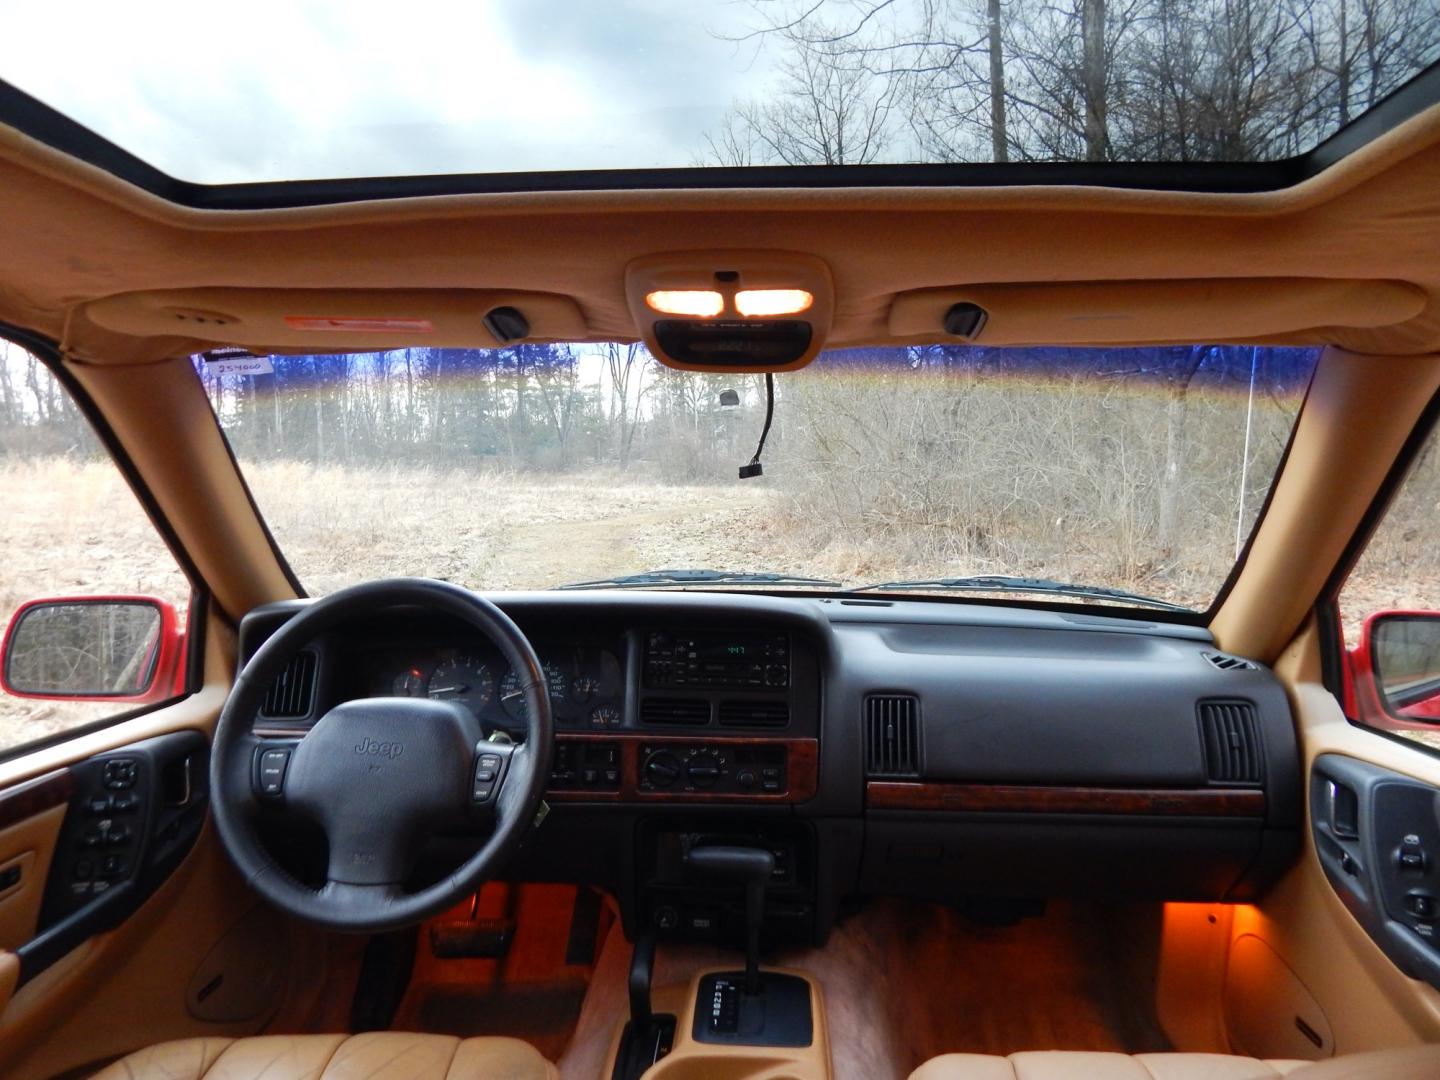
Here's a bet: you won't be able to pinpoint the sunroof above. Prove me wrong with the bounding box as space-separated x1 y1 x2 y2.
3 0 1439 187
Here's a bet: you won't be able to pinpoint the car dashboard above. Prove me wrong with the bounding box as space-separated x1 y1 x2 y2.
238 590 1301 950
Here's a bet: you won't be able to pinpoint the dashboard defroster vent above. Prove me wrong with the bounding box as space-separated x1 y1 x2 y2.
865 695 920 777
1204 651 1257 672
1198 700 1263 785
260 650 317 718
718 700 790 728
641 698 711 725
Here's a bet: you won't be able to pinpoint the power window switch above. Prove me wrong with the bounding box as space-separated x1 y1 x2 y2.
1398 849 1427 872
1406 893 1438 920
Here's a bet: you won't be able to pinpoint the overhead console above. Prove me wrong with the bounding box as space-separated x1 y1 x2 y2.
625 251 835 372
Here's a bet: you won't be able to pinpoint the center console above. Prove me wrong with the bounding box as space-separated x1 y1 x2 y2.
640 820 814 946
610 837 832 1080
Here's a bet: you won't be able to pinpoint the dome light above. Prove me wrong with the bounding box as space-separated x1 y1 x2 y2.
645 290 724 317
734 289 813 317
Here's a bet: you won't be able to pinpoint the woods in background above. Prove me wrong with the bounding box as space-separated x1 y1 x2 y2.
700 0 1440 167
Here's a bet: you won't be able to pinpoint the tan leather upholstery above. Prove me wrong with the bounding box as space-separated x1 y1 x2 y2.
908 1046 1440 1079
89 1032 557 1080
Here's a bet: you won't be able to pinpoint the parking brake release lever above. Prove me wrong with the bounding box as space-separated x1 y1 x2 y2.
684 844 775 995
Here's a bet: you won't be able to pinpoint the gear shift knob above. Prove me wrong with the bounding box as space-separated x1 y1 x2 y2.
684 845 775 994
684 845 775 885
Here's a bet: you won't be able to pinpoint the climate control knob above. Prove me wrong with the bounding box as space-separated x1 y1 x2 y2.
643 750 683 789
685 752 723 788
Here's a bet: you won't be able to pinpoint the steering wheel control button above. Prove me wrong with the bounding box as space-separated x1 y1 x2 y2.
472 752 506 803
255 747 293 798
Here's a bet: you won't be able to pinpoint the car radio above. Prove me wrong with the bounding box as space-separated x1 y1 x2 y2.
644 631 790 690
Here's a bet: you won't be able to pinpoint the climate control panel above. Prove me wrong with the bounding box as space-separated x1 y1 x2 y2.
640 743 788 795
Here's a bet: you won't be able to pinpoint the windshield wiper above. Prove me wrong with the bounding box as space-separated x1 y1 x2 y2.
850 574 1193 612
555 568 842 591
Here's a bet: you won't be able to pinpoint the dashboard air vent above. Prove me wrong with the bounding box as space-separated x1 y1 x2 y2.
1204 651 1257 672
718 700 790 728
260 650 317 718
1198 700 1263 784
865 695 920 777
641 698 711 725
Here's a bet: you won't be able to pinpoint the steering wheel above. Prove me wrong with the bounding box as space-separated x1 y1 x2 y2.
210 578 554 933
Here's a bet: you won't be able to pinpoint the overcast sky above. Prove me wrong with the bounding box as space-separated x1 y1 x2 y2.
1 0 783 183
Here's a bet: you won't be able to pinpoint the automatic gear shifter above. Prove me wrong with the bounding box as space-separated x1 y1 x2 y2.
684 845 774 994
683 843 814 1048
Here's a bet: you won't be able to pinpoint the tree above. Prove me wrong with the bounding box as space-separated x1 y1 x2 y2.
705 0 1440 166
702 19 901 165
604 342 653 468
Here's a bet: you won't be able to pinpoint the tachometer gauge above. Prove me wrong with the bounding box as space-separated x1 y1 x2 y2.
426 655 494 715
499 661 568 719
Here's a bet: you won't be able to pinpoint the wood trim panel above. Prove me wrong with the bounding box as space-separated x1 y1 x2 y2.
866 780 1265 818
547 734 818 804
0 769 74 831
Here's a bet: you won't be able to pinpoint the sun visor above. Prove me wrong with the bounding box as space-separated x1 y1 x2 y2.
888 278 1428 345
81 288 589 354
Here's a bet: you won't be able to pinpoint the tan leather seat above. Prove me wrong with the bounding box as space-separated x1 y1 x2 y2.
90 1032 557 1080
909 1046 1440 1080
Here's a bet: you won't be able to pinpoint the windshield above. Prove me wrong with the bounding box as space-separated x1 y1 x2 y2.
206 344 1316 612
5 1 1438 182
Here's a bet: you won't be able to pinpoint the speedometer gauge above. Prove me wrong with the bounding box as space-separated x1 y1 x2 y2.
426 655 494 715
499 661 568 720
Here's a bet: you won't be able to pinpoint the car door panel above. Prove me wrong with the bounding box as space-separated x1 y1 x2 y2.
18 730 209 986
1233 639 1440 1062
0 795 67 953
0 640 319 1080
1311 754 1440 989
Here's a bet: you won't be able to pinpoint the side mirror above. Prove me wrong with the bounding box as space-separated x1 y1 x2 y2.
1 597 183 704
1353 611 1440 726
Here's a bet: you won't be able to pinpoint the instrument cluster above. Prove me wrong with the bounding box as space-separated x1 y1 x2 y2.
355 639 625 738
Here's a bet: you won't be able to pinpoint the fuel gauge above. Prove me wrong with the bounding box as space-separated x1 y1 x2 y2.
393 667 427 697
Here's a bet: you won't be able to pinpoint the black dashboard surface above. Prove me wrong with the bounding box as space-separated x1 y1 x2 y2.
237 590 1302 934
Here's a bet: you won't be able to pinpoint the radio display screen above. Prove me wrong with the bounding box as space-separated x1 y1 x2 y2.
644 631 790 690
693 640 757 661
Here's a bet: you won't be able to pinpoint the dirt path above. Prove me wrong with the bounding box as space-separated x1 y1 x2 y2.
481 497 777 588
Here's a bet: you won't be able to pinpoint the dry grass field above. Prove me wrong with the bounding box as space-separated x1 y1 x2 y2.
0 455 1435 753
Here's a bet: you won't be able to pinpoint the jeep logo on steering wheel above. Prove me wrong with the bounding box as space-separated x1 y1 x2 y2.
354 737 403 759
